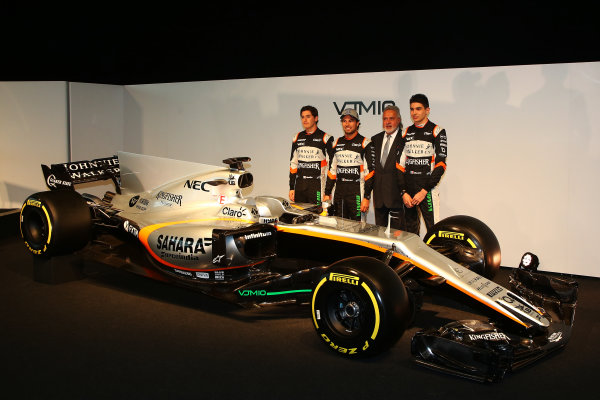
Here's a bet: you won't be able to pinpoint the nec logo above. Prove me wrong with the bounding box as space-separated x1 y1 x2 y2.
184 180 210 192
333 100 396 116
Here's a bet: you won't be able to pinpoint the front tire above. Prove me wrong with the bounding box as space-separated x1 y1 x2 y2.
20 190 92 256
424 215 501 279
311 256 411 357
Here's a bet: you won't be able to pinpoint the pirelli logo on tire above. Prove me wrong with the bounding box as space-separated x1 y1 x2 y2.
328 272 359 285
438 230 464 240
26 199 42 208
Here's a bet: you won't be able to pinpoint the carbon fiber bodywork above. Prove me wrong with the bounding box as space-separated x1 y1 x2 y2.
21 152 578 380
411 268 577 382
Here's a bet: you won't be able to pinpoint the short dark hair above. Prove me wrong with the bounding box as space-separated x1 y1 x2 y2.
300 105 318 118
409 94 429 108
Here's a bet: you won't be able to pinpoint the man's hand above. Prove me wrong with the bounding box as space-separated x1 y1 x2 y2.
411 189 428 206
402 192 413 208
360 198 370 212
289 190 295 202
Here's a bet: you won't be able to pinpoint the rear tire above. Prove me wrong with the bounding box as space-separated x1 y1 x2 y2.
20 190 92 256
424 215 501 279
311 256 411 357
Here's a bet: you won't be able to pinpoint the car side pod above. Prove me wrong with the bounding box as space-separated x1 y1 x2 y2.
410 253 578 382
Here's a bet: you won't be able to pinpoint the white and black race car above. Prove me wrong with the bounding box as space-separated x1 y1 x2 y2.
19 152 577 382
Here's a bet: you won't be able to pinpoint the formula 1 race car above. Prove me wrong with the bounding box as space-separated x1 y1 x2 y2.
19 152 578 382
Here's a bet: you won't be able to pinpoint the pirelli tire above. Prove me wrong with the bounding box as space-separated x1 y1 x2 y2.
424 215 501 280
311 256 411 357
20 190 92 256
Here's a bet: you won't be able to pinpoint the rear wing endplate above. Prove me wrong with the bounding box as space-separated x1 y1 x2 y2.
41 155 121 193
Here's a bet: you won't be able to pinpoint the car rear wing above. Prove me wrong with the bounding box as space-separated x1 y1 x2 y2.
41 155 121 193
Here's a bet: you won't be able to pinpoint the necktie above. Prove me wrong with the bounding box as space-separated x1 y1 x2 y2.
381 134 391 166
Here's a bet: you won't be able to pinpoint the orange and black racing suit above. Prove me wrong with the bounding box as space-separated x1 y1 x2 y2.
325 133 376 221
289 128 333 205
396 120 447 234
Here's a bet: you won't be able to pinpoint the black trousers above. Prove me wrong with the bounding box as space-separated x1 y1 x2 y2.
294 178 323 205
402 191 436 235
374 206 404 230
332 193 362 221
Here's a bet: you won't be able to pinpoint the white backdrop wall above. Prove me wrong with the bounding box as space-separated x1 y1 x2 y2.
69 82 125 197
0 82 69 208
123 62 600 277
1 62 598 278
0 82 124 207
69 83 124 160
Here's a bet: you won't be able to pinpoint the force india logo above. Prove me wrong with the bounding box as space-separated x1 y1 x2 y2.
328 273 359 285
123 220 139 238
46 174 72 188
438 230 464 240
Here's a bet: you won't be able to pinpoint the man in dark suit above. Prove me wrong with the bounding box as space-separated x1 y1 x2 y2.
371 105 405 229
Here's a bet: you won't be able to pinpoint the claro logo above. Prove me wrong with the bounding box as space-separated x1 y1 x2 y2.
333 100 396 116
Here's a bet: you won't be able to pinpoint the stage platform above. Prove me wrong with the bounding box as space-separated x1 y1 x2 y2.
1 214 598 399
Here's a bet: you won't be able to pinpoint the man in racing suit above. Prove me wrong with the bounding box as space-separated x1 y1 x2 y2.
289 105 334 205
396 94 447 235
323 108 375 221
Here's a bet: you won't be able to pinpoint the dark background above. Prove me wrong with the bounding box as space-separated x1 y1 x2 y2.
1 227 599 399
1 7 599 397
1 4 598 85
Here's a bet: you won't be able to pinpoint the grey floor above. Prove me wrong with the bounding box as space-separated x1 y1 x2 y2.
1 222 599 399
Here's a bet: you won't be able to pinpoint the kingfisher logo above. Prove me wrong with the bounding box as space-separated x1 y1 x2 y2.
439 230 464 240
333 100 396 116
467 332 509 341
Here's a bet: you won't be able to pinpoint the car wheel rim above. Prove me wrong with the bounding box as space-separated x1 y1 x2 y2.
327 288 368 337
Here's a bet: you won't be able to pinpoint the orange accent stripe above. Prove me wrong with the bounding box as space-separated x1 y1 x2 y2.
359 165 364 172
276 225 528 328
327 171 336 179
396 163 405 172
290 167 298 174
444 280 527 327
139 217 263 272
321 159 327 167
292 132 300 143
434 162 446 170
276 225 411 263
364 170 374 181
